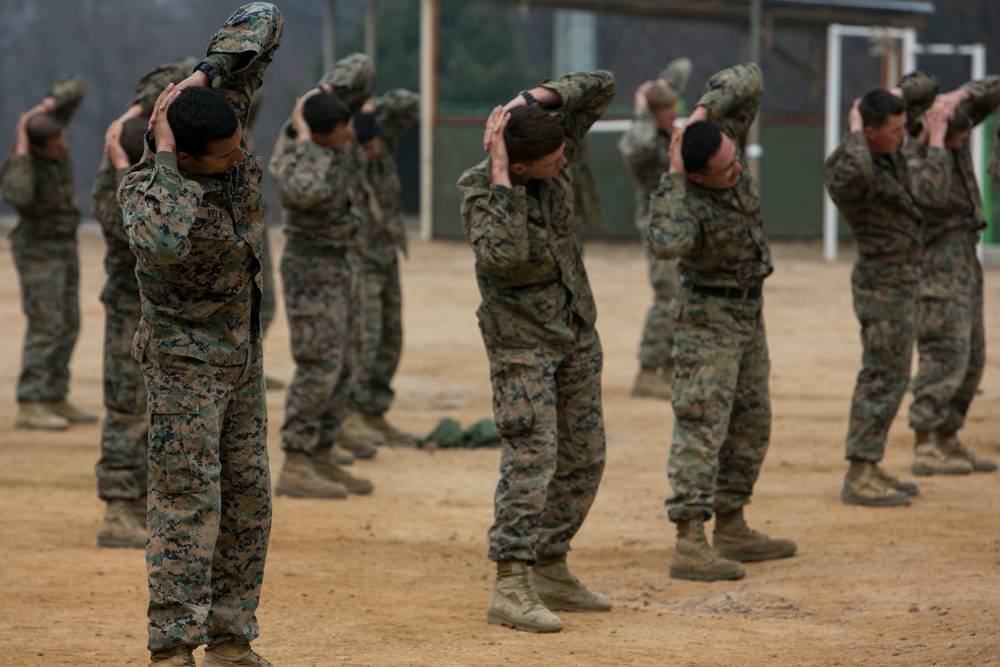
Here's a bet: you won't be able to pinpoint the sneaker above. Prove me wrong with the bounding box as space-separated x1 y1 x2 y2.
529 555 611 612
488 561 563 632
44 398 98 423
203 642 272 667
97 499 146 549
15 401 69 430
842 460 911 506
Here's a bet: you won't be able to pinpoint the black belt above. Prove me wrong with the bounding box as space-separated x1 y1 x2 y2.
690 283 761 299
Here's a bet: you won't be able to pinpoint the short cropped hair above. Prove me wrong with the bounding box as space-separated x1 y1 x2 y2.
681 120 723 174
503 105 564 165
166 87 240 158
303 91 352 136
120 117 149 165
859 89 906 130
947 106 972 138
645 83 678 112
26 113 63 147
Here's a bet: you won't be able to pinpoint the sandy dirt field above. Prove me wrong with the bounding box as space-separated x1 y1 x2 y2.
1 226 998 667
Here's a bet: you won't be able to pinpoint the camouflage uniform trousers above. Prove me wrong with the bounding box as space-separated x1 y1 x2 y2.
10 229 79 402
280 249 361 454
96 285 147 501
845 260 919 461
908 232 984 434
352 255 403 416
140 341 270 652
638 247 679 372
666 291 771 522
485 321 606 563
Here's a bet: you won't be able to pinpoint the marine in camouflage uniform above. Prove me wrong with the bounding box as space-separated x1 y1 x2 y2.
1 75 96 430
458 70 615 633
648 62 795 582
269 53 376 498
904 76 1000 474
92 56 197 550
824 72 952 507
619 58 691 400
349 88 420 445
117 4 282 664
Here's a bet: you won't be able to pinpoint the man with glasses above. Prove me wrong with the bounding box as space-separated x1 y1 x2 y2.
647 62 796 582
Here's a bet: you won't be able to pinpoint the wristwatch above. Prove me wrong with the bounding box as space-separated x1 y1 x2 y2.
518 90 538 106
195 61 223 89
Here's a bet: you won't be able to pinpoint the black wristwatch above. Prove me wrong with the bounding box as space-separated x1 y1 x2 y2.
195 61 223 89
518 90 538 106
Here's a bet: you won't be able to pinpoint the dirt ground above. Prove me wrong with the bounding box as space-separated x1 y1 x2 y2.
1 225 999 667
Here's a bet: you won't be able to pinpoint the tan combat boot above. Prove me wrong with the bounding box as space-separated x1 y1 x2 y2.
130 496 148 528
97 499 147 549
314 452 374 495
869 465 919 496
529 553 611 612
275 451 349 498
712 508 797 562
936 431 997 473
341 411 385 447
363 412 419 447
44 398 98 423
630 367 672 400
842 460 911 506
15 401 69 430
487 560 564 632
911 430 973 476
330 443 355 465
148 646 195 667
670 518 745 581
203 642 272 667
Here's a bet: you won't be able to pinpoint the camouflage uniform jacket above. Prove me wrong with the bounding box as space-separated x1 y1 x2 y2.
905 76 1000 243
118 2 283 366
647 63 771 289
93 58 197 304
824 72 949 258
269 54 376 252
363 88 420 261
0 75 85 242
457 70 616 349
618 107 671 231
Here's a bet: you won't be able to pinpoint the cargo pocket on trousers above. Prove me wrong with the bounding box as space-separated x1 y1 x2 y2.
491 366 538 438
147 391 204 494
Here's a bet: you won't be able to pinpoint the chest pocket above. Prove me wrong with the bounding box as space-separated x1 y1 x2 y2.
189 206 237 241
